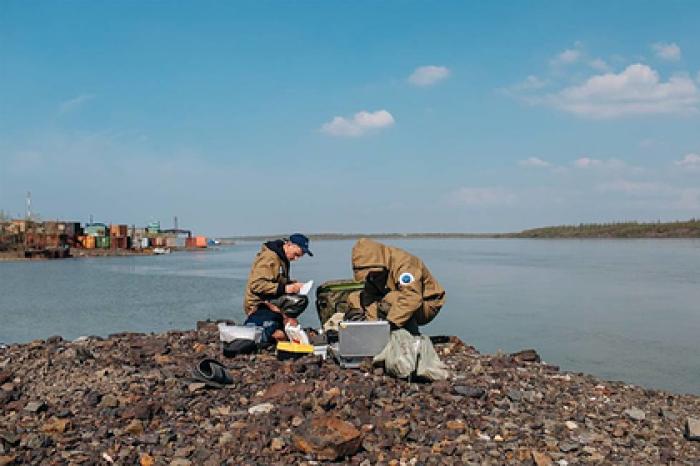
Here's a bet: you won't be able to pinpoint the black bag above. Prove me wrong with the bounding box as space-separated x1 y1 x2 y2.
222 339 258 357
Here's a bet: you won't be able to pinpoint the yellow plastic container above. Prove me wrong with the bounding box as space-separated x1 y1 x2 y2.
276 342 314 361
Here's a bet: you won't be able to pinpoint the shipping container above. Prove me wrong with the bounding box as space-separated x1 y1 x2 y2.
64 222 82 237
85 223 108 237
194 236 207 248
110 237 128 249
185 237 196 248
165 237 178 248
82 236 95 249
140 237 150 248
95 236 111 249
110 224 128 237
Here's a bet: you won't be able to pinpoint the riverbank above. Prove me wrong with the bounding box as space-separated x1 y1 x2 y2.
0 247 209 262
1 324 698 464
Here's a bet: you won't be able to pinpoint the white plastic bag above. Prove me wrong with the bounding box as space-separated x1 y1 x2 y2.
218 323 262 343
373 329 449 381
284 323 310 344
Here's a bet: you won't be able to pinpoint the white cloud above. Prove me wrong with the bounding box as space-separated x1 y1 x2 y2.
551 47 581 66
652 42 681 61
59 94 95 114
519 157 551 168
448 187 517 206
321 110 395 137
573 157 627 169
549 64 699 118
510 75 548 92
408 65 450 87
589 58 610 72
675 153 700 169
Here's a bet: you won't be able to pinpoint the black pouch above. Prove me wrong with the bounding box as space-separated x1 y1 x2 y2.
222 339 258 358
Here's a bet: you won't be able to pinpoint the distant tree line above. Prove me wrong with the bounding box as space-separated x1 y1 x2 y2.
516 219 700 238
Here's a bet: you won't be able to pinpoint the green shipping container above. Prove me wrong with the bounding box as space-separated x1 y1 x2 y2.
95 236 111 249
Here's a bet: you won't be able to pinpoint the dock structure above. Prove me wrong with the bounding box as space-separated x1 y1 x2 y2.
0 218 209 260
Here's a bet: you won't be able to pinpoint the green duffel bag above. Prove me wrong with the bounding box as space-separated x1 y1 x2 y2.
315 279 364 325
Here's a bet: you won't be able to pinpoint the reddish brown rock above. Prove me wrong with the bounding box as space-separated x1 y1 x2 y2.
293 415 362 461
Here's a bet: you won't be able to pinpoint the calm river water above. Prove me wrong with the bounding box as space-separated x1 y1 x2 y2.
1 239 699 394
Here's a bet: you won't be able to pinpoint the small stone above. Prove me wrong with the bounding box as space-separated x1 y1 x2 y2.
187 383 206 393
154 354 173 365
453 385 486 399
506 390 522 402
565 421 578 430
140 454 155 466
270 437 285 451
510 349 541 363
124 420 144 436
686 417 700 441
559 441 578 453
446 420 466 431
210 406 230 416
100 395 119 408
24 401 47 413
41 418 71 434
624 408 645 421
219 433 234 446
292 416 304 427
531 450 553 466
170 459 191 466
248 403 274 415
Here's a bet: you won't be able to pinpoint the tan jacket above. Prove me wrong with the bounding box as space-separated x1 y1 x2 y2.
243 241 291 315
348 238 446 326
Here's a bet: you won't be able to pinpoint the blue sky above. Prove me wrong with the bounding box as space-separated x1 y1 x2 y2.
1 1 699 235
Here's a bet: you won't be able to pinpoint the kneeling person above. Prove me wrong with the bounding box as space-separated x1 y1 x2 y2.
348 238 445 334
243 234 313 343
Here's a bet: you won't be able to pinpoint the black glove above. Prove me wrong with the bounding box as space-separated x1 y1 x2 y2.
271 294 309 318
344 307 366 321
360 269 389 308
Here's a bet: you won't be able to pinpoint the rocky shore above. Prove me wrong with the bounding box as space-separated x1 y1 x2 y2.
1 323 699 465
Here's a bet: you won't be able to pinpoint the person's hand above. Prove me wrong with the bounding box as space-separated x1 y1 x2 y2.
271 329 287 341
285 282 302 294
265 302 282 313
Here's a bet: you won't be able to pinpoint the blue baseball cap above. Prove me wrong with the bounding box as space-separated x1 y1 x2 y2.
289 233 313 256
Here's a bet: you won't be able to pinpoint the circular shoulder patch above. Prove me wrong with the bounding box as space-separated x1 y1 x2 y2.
399 272 415 285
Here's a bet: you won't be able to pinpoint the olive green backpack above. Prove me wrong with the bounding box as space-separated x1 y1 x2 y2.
314 279 364 325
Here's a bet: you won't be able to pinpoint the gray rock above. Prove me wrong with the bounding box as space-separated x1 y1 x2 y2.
507 390 522 402
248 403 274 415
453 385 486 399
558 441 579 452
24 401 47 413
624 408 645 421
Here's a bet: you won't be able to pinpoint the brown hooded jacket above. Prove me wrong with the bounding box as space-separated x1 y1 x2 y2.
243 240 291 315
348 238 445 327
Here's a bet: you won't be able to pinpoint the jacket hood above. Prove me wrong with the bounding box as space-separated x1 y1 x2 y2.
263 239 289 270
351 238 390 281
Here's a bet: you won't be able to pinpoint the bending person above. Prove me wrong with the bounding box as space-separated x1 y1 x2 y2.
243 234 313 343
347 238 445 335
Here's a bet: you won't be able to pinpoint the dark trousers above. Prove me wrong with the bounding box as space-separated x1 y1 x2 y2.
243 306 283 345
